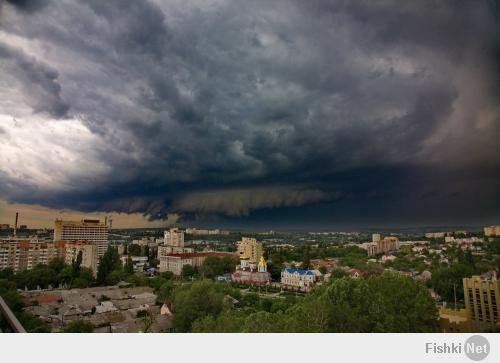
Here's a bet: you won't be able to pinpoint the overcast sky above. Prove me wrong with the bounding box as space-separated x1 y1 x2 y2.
0 0 499 229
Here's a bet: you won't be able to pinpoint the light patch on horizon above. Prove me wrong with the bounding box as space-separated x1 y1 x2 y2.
0 198 178 229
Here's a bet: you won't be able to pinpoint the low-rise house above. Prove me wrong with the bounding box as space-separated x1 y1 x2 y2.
348 268 364 279
310 258 338 270
121 255 148 272
380 254 396 263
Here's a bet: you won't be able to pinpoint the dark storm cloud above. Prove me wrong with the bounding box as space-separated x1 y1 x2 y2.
0 0 499 226
0 42 69 118
5 0 49 13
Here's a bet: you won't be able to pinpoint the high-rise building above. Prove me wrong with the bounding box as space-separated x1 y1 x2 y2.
0 237 65 272
158 228 194 272
54 219 108 258
164 227 184 248
372 233 381 243
377 236 400 254
484 226 500 237
464 275 500 332
236 237 263 263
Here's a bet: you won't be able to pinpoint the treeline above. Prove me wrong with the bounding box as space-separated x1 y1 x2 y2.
166 273 439 333
265 245 368 279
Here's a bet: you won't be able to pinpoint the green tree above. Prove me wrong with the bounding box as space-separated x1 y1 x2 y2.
63 320 94 333
48 258 66 275
156 281 175 305
58 266 73 286
125 256 134 274
96 246 121 285
182 265 198 279
71 251 83 278
128 244 142 256
172 280 236 332
200 256 224 278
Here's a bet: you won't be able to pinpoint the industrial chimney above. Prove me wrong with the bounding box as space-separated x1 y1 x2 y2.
14 212 18 237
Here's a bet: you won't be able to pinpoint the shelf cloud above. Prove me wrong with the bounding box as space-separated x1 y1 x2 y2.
0 0 499 227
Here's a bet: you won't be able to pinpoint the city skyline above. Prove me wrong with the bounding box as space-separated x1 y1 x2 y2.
1 0 499 228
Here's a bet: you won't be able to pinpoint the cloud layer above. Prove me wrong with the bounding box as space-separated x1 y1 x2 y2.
0 0 499 226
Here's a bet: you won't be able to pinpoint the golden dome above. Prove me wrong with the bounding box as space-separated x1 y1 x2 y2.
258 256 266 266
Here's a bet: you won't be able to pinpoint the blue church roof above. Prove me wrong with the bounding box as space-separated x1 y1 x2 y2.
284 268 313 275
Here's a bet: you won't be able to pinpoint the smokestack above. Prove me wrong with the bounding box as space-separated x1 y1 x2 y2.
14 212 18 237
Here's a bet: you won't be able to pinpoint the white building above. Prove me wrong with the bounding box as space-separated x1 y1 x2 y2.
54 219 109 259
121 256 149 273
281 268 320 292
164 228 184 247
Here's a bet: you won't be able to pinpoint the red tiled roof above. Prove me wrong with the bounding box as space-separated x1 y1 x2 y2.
24 294 60 304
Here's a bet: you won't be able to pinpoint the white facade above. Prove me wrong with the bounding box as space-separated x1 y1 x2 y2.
164 228 184 247
54 219 108 258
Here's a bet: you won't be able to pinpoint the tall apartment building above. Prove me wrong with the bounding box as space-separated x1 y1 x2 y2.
361 236 400 257
484 226 500 237
0 237 65 272
464 275 500 332
54 219 108 258
164 228 184 248
158 228 193 272
377 236 400 254
236 237 263 263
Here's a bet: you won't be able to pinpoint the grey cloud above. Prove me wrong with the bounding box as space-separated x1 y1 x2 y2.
0 0 498 225
0 43 69 118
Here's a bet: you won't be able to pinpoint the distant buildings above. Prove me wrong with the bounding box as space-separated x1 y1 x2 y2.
232 237 270 285
158 228 233 275
0 224 10 230
444 236 483 244
484 226 500 237
425 231 467 239
360 235 400 257
54 219 109 259
185 228 230 235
